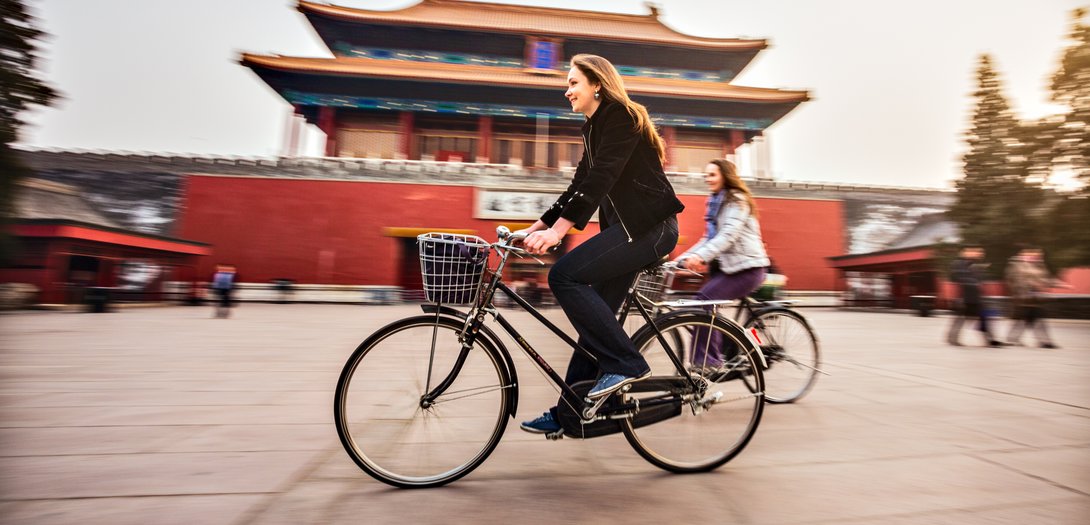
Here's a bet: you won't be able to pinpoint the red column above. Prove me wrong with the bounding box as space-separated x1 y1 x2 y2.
43 242 67 304
318 106 337 157
399 111 415 160
478 116 493 163
728 129 746 155
661 125 676 170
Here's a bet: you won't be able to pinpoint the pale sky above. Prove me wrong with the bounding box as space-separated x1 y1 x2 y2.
17 0 1085 189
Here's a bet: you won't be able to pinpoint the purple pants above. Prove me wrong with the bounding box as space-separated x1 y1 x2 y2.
690 266 767 367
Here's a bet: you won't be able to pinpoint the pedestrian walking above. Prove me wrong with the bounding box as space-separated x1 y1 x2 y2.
1006 247 1065 348
947 246 1002 347
211 264 237 318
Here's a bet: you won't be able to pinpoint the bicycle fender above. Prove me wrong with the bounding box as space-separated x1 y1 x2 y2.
750 306 818 334
741 326 768 369
420 303 468 318
419 304 520 419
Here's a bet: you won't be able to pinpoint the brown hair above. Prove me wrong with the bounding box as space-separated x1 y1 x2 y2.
708 159 758 218
570 54 666 164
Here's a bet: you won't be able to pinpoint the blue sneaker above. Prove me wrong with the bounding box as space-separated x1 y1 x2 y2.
520 411 561 434
587 370 652 399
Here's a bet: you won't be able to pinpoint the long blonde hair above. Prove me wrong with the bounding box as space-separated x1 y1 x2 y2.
709 159 758 218
571 54 667 164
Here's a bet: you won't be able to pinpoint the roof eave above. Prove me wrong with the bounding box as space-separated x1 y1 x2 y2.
239 54 811 105
296 0 768 52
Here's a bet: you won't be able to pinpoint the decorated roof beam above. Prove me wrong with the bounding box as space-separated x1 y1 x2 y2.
242 54 806 129
298 0 765 80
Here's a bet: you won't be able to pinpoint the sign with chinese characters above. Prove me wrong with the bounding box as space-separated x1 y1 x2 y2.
475 189 600 222
528 39 558 70
476 189 558 220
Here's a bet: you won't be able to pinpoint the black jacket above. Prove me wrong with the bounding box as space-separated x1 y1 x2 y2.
540 99 684 240
950 257 983 305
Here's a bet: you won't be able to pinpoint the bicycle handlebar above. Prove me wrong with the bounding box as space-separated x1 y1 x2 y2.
495 225 526 242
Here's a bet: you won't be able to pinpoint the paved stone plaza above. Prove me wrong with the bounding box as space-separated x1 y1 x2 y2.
0 304 1087 524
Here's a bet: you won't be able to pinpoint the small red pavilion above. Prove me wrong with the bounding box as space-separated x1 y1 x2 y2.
2 179 209 304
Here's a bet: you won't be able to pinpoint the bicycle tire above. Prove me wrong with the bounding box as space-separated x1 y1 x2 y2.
745 308 820 404
622 311 764 473
334 315 513 488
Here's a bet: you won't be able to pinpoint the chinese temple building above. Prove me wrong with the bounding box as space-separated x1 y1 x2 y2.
242 0 809 172
9 2 863 306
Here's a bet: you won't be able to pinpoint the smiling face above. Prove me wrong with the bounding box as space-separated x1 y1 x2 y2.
565 66 600 116
704 163 725 193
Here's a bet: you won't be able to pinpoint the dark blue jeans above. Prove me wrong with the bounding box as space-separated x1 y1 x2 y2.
690 266 766 367
549 217 679 386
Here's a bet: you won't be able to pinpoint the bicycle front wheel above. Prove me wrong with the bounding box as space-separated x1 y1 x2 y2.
746 308 820 403
624 312 764 472
334 315 512 488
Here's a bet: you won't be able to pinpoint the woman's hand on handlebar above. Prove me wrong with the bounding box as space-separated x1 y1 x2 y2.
524 229 561 255
675 255 709 275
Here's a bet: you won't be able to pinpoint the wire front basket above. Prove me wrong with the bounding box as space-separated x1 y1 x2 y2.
417 233 491 304
634 267 675 303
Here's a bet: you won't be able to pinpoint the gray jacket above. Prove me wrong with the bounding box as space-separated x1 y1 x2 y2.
680 193 770 274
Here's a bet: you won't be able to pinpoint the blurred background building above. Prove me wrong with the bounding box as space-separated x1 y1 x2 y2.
6 1 986 307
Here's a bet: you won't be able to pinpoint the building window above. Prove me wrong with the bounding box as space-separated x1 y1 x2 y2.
669 130 727 173
489 136 583 168
671 145 723 173
337 129 399 159
417 133 477 162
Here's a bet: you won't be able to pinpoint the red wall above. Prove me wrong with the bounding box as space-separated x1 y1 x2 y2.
675 194 844 291
177 176 845 290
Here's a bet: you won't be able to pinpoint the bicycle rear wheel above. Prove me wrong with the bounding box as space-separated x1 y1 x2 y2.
334 315 512 488
623 312 764 472
746 308 820 403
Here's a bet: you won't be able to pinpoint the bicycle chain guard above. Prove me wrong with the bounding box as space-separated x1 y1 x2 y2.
555 380 683 439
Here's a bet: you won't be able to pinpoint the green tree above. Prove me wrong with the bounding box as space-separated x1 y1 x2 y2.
1041 8 1090 268
949 55 1043 277
0 0 58 264
1051 8 1090 192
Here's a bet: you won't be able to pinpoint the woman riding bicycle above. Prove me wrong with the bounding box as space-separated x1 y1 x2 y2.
674 159 769 375
517 54 684 434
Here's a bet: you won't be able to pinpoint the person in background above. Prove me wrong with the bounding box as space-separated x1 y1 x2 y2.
1006 247 1066 348
674 159 770 374
211 264 237 318
947 247 1001 347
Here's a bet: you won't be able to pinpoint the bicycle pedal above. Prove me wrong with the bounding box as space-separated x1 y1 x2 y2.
545 430 565 441
581 394 611 419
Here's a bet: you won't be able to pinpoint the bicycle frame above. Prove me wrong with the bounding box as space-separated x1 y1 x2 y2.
419 235 702 419
618 276 770 370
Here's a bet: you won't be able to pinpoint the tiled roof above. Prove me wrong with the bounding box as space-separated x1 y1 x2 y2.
886 213 960 250
297 0 767 51
14 179 121 229
241 54 810 103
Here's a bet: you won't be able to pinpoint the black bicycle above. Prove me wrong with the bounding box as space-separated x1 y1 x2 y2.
334 227 765 488
627 266 823 404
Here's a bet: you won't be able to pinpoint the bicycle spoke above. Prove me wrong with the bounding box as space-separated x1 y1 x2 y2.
747 309 820 403
431 384 513 405
335 316 509 488
625 313 763 473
